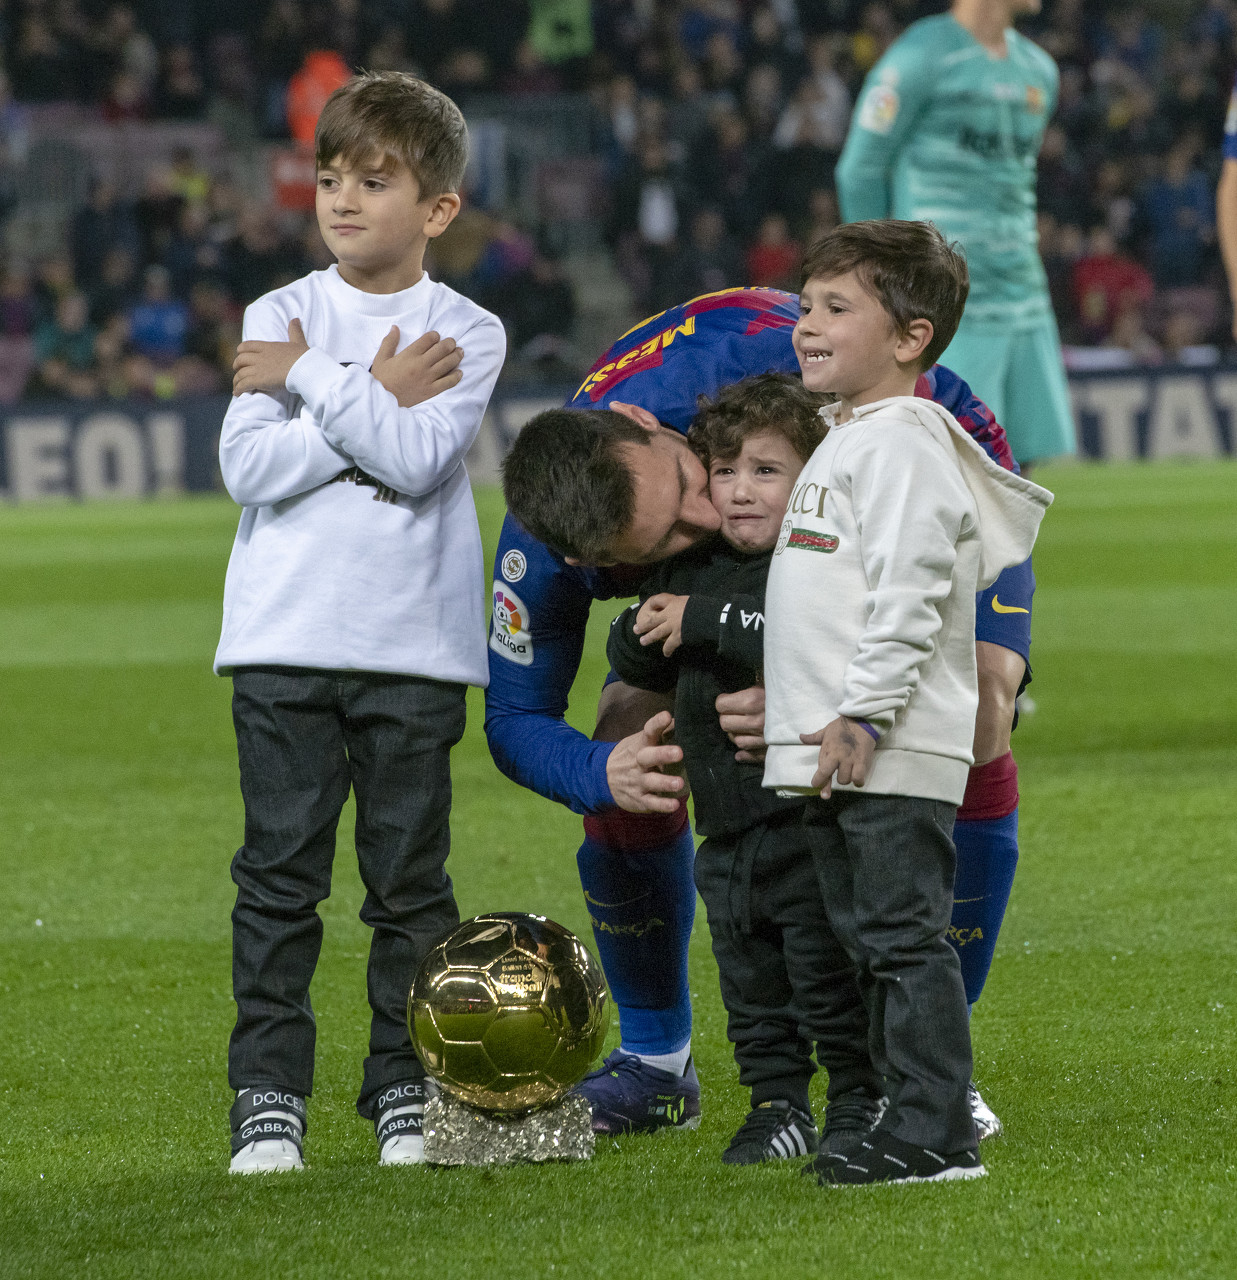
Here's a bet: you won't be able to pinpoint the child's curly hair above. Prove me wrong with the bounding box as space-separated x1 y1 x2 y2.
687 373 830 468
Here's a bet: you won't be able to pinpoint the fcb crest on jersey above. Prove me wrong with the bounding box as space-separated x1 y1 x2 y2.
566 287 802 432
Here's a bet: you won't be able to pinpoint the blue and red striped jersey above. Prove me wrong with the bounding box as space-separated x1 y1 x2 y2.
566 287 1017 473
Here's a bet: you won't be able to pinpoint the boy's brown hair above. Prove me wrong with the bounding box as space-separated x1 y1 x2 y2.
688 373 829 468
316 71 469 197
800 220 969 370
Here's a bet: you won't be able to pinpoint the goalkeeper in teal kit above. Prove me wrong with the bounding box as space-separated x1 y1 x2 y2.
836 0 1075 466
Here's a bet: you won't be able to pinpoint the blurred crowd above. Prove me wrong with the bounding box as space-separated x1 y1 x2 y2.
1 0 1235 404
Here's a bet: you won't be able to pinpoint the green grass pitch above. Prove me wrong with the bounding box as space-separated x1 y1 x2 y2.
0 460 1234 1279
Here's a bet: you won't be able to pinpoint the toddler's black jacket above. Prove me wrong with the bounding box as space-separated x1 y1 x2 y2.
606 534 805 839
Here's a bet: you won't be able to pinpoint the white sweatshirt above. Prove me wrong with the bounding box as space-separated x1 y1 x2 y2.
214 264 506 685
762 395 1052 804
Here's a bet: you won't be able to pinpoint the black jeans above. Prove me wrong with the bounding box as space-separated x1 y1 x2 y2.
802 792 977 1154
228 667 466 1119
694 810 880 1115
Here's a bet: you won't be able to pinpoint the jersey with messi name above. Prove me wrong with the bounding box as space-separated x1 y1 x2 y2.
568 286 1015 467
483 288 1019 815
570 287 802 428
837 14 1058 328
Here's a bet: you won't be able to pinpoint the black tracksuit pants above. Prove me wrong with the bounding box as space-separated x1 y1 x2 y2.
694 808 881 1116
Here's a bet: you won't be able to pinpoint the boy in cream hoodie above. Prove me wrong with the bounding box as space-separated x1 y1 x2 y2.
762 221 1052 1186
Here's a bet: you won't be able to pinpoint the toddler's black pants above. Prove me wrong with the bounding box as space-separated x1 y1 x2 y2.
802 791 977 1154
695 809 880 1115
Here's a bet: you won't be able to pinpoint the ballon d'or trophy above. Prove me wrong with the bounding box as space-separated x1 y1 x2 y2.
408 912 610 1165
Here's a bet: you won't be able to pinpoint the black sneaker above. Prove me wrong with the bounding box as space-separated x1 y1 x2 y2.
228 1086 306 1174
722 1100 819 1165
820 1088 882 1156
816 1129 985 1186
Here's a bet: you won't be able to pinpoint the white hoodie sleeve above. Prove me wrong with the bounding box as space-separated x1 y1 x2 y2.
285 312 506 499
218 297 355 508
835 422 975 731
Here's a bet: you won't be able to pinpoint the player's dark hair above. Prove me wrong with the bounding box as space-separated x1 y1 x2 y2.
316 70 469 197
688 373 829 468
501 408 653 562
800 220 969 370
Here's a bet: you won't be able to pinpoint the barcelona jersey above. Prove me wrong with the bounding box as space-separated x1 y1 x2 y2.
837 15 1058 327
567 287 1017 472
567 288 803 430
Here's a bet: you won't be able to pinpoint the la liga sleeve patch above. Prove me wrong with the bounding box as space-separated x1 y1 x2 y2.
489 582 534 666
858 84 900 134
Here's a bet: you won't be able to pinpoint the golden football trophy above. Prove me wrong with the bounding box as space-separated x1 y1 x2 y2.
408 912 609 1164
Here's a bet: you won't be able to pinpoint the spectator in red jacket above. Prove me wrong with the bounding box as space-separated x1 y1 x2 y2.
286 49 351 147
745 212 801 289
1071 227 1155 344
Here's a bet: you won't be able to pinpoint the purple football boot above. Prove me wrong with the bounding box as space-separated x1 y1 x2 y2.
572 1050 701 1135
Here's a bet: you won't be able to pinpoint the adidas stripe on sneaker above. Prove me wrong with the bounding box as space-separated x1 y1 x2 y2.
722 1100 819 1166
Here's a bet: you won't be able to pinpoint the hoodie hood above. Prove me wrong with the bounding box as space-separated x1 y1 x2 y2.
827 396 1054 588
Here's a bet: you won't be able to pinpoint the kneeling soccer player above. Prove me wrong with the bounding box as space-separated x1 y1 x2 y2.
490 287 1039 1140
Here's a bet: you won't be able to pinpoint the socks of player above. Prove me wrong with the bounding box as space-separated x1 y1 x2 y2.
635 1046 692 1076
950 751 1020 1006
578 803 696 1059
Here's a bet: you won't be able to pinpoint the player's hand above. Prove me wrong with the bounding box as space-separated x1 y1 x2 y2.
605 710 685 814
634 593 689 656
802 716 876 799
370 327 464 407
232 319 310 395
716 685 766 762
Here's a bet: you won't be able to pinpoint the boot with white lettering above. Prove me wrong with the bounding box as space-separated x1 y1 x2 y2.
228 1087 306 1174
375 1079 431 1165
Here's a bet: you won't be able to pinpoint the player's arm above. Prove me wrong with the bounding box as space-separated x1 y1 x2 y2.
1219 160 1237 341
286 312 506 498
220 303 355 507
484 516 620 815
921 363 1017 472
835 33 937 222
1218 79 1237 339
921 361 1031 763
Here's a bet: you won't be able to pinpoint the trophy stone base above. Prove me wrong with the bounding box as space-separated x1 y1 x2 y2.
422 1093 595 1165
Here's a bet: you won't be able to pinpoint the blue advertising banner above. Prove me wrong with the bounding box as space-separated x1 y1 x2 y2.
1 367 1233 502
0 396 227 501
1069 366 1236 459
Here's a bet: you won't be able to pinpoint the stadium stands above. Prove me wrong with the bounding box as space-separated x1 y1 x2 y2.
0 0 1231 403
